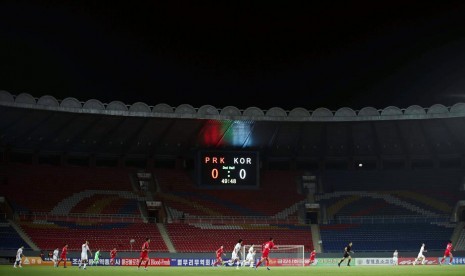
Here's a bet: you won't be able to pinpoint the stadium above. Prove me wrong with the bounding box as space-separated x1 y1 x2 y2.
1 90 465 276
2 1 465 276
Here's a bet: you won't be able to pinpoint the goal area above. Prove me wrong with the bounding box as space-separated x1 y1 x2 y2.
241 244 305 267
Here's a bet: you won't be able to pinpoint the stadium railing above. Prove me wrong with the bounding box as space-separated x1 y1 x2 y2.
17 212 151 223
326 215 450 224
177 215 300 224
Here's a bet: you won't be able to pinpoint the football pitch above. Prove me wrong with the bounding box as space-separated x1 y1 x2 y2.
1 265 465 276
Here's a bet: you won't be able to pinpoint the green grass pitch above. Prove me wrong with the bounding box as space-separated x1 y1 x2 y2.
1 265 465 276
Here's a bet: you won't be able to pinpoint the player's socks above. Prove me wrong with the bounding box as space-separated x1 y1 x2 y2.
83 263 87 269
256 260 262 267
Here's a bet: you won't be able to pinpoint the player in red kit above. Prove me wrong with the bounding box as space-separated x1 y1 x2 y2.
255 238 276 270
56 244 68 268
440 240 454 265
110 248 117 266
138 238 150 270
309 249 317 266
213 245 226 266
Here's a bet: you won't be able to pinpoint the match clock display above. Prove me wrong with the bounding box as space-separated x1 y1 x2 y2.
197 150 259 187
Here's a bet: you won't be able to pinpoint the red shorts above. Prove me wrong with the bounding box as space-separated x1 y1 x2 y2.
444 251 451 257
60 254 66 259
140 252 149 260
262 251 270 258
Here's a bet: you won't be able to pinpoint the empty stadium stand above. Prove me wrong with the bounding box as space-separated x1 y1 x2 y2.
0 218 31 250
320 223 454 252
154 168 306 218
0 163 148 218
19 221 168 252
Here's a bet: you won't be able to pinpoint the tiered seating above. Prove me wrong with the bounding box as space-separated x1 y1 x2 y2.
455 226 465 251
317 194 418 218
320 223 454 252
20 221 168 252
1 163 136 213
388 190 460 215
154 169 306 217
315 170 463 253
166 222 313 252
0 219 30 250
315 190 460 218
71 195 140 215
317 170 465 219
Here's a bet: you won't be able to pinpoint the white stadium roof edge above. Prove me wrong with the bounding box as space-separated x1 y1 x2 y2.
1 90 465 122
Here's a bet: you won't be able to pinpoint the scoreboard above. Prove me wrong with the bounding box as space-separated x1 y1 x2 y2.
197 150 259 187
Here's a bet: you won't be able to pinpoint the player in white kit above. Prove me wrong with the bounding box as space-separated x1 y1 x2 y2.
14 246 24 268
228 239 243 269
392 250 398 265
413 243 426 265
52 248 59 267
243 244 256 267
78 241 92 269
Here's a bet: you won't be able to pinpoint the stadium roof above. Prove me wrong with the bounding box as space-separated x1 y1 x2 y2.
1 91 465 162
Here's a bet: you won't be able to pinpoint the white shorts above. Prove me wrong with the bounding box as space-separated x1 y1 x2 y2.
392 257 398 263
417 254 424 259
231 253 239 260
246 253 254 262
16 256 21 262
81 253 88 261
53 256 58 261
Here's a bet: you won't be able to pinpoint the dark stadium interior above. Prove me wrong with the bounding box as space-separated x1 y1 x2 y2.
1 91 465 261
1 0 465 269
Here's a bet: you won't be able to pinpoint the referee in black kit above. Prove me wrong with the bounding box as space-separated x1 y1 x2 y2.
338 242 354 267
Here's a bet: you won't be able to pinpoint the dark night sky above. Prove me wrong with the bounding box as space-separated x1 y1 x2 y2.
2 0 465 110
